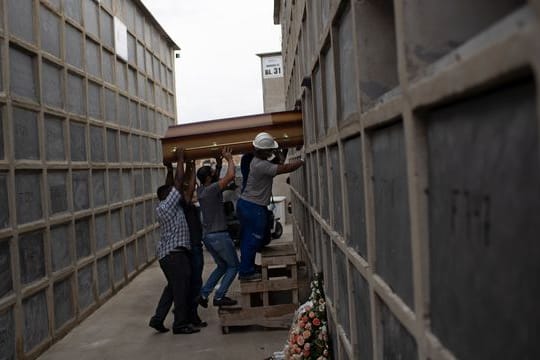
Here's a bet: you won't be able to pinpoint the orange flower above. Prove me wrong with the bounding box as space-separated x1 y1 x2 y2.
303 330 311 339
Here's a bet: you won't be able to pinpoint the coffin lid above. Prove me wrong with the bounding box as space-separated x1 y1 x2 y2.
162 110 302 139
161 110 303 161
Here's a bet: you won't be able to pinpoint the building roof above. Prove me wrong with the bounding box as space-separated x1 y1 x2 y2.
135 0 181 50
256 51 282 58
273 0 281 25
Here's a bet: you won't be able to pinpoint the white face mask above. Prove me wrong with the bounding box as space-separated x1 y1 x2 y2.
267 153 276 161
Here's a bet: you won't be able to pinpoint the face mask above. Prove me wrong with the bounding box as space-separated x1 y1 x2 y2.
267 153 276 161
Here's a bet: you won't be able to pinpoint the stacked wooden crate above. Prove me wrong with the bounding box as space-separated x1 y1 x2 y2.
218 242 299 334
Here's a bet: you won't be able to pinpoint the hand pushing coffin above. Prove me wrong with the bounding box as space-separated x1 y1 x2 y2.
161 110 304 162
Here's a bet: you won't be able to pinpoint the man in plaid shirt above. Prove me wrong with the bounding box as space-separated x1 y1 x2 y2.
149 148 199 335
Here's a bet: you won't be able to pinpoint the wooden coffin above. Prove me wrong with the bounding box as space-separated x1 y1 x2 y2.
161 110 303 162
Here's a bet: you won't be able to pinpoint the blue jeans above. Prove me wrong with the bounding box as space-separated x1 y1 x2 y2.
237 198 268 276
201 231 239 299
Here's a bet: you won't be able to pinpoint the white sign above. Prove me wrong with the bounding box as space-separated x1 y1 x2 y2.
114 17 128 61
262 56 283 79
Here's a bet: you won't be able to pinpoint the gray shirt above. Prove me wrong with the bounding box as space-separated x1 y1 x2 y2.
240 157 278 206
197 182 227 233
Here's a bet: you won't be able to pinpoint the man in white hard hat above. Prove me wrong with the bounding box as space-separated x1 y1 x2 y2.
236 132 304 281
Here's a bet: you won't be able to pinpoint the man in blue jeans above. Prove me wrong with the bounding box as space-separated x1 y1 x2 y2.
237 133 303 281
196 147 239 307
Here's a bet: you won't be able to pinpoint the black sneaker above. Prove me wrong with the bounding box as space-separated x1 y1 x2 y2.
173 325 200 334
192 320 208 328
213 296 238 307
148 318 169 333
195 295 208 308
191 315 208 328
238 272 262 282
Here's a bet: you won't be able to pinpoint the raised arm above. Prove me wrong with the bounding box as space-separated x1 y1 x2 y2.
183 160 196 203
164 160 174 186
218 147 236 189
276 158 304 175
173 148 185 191
213 151 223 182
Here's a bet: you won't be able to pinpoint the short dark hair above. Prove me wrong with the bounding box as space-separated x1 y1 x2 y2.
157 184 172 201
196 166 212 184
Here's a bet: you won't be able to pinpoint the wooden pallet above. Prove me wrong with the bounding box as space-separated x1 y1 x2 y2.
218 242 299 333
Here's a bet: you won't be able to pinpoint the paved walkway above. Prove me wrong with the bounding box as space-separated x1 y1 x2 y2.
39 234 292 360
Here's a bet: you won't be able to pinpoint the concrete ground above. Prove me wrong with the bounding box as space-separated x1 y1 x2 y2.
39 229 294 360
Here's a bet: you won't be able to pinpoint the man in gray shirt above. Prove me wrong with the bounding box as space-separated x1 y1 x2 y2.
195 147 239 307
237 132 304 281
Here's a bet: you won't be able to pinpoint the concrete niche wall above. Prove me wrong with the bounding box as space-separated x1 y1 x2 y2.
279 0 540 359
0 0 179 358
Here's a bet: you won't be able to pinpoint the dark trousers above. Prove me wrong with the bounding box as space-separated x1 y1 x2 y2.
152 251 191 330
189 244 204 322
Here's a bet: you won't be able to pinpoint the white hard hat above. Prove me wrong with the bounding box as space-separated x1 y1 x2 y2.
252 132 279 149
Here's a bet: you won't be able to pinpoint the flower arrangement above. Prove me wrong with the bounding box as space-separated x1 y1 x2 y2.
284 273 331 359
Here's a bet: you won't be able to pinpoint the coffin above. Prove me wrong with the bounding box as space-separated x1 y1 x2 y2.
161 110 303 162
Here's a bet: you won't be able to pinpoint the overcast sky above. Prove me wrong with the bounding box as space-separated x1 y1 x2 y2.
141 0 282 124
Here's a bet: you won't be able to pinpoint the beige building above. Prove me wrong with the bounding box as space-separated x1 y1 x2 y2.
257 51 291 222
257 51 286 113
0 0 178 358
275 0 540 359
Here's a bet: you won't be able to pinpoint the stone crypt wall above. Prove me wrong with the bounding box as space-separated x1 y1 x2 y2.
277 0 540 359
0 0 178 358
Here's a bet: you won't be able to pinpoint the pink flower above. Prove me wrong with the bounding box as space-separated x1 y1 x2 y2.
305 322 312 330
309 311 316 318
304 343 311 351
303 349 311 357
313 318 321 326
303 330 311 339
296 335 305 346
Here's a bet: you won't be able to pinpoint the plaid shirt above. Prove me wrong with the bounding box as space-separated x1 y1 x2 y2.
155 187 190 259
